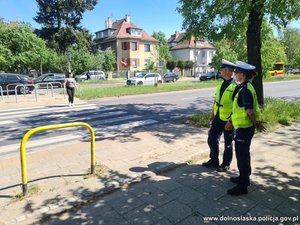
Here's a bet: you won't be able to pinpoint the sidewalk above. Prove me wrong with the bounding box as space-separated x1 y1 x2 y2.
0 101 299 224
0 93 84 110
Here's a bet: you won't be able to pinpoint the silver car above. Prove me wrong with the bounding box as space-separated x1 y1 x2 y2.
126 73 162 85
75 70 106 81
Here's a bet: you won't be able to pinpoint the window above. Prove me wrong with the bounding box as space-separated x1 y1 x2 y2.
209 51 214 58
144 44 150 52
44 75 54 81
202 51 205 58
131 59 138 68
132 42 137 51
0 75 5 82
122 42 129 50
127 28 142 36
145 73 155 78
7 75 19 83
196 40 204 46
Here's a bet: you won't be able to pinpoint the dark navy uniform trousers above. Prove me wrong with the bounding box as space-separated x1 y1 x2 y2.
207 115 233 166
234 126 255 186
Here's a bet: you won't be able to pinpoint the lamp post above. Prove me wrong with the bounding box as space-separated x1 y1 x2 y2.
67 52 72 72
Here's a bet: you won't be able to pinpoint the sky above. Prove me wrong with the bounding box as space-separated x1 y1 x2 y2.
0 0 185 39
0 0 299 39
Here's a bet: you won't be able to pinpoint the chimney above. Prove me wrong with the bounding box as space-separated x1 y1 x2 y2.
175 31 180 38
108 17 112 28
105 19 108 28
125 14 130 23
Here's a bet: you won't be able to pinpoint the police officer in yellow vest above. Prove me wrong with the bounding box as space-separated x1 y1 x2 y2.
202 59 236 172
227 61 265 196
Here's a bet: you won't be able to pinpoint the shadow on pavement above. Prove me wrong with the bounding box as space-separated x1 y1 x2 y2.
23 160 300 225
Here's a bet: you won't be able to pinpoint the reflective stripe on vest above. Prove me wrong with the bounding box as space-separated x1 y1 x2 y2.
232 83 260 129
213 81 236 121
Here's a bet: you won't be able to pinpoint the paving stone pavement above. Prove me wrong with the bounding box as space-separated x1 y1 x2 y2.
0 99 299 225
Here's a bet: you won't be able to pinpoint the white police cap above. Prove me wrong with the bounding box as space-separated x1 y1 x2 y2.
235 61 256 73
221 59 236 70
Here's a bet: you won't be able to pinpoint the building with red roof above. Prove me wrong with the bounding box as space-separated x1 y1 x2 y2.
94 15 159 72
167 31 216 74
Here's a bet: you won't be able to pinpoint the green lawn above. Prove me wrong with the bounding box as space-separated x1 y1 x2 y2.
76 80 218 100
75 74 300 100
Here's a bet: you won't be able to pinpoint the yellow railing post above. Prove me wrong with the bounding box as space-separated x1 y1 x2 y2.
20 122 95 196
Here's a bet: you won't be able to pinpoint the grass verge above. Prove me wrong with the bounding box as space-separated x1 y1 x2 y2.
75 75 300 100
12 184 41 200
188 98 300 130
77 80 218 100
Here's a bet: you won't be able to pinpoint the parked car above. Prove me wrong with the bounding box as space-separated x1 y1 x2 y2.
163 72 179 83
126 73 162 85
199 71 220 81
0 73 35 94
34 73 65 88
293 70 300 75
75 70 106 81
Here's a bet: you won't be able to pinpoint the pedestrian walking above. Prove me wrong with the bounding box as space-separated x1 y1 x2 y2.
64 71 77 107
227 61 265 196
202 59 236 172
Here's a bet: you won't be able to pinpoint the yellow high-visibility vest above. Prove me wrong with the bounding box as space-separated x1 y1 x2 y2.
213 81 236 121
232 82 260 129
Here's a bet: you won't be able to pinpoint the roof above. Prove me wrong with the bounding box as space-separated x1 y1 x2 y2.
95 18 158 43
168 32 215 50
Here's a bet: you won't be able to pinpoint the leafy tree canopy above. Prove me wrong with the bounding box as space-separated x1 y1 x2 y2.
279 27 300 67
34 0 97 53
152 31 173 64
178 0 300 105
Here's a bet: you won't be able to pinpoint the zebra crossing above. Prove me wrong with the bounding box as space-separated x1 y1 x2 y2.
0 102 159 158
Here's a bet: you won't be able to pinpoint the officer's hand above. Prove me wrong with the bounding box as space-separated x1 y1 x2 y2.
256 121 266 132
225 121 233 131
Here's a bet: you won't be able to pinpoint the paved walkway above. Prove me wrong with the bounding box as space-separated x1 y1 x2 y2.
0 100 299 225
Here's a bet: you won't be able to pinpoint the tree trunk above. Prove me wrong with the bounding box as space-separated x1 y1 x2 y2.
246 0 264 106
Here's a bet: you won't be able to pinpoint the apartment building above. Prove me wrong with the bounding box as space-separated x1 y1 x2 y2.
167 31 216 74
93 15 159 72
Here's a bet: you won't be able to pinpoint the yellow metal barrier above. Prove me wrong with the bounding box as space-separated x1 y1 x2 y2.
20 122 95 196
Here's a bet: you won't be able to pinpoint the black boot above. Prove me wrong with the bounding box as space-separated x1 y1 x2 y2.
227 184 248 196
217 164 230 172
202 159 219 168
230 177 250 186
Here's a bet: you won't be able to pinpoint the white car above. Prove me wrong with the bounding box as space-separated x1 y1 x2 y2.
126 73 162 85
75 70 105 81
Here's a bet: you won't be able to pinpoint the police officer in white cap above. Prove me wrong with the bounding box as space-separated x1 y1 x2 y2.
202 59 236 172
227 61 265 196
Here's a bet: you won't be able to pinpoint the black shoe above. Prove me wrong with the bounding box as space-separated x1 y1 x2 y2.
202 160 219 168
230 176 239 184
230 176 250 186
227 185 248 196
217 165 230 172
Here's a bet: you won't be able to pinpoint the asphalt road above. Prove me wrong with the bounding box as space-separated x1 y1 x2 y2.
0 80 299 158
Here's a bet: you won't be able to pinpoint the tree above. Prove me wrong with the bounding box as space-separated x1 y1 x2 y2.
279 27 300 68
178 0 300 106
34 0 97 52
152 31 173 66
184 60 194 70
211 40 238 70
166 60 177 71
177 60 186 75
261 21 287 77
0 22 55 73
